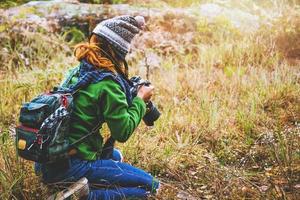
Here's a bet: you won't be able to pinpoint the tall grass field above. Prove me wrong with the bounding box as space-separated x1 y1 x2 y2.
0 0 299 199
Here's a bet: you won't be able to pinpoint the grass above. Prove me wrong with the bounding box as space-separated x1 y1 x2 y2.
0 0 300 199
0 0 30 9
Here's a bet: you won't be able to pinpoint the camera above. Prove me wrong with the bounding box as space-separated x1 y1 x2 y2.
130 76 161 126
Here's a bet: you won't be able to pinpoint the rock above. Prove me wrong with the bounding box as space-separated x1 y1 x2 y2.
177 191 198 200
259 185 269 192
3 1 262 35
198 3 260 31
294 184 300 189
3 0 161 35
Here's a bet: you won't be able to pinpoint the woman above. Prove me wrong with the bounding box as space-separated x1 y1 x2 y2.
39 15 159 199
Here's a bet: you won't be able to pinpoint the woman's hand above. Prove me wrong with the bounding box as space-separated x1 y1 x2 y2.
137 85 154 102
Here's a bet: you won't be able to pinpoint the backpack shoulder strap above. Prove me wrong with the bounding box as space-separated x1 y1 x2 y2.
60 66 80 89
69 122 102 148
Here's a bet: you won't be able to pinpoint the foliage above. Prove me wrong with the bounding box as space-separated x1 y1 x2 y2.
62 27 86 44
0 16 72 72
78 0 125 4
161 0 210 7
0 0 29 9
0 0 300 199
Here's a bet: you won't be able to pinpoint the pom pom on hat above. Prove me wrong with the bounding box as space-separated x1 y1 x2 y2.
134 15 146 30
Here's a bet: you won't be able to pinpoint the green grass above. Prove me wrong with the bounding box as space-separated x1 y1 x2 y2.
0 0 300 199
0 0 30 9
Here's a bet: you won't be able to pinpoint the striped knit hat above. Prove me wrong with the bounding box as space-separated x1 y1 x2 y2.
92 15 145 59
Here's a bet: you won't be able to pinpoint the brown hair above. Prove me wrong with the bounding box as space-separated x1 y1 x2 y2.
74 34 125 74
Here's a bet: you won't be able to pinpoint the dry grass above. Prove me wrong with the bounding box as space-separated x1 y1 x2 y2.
0 0 300 199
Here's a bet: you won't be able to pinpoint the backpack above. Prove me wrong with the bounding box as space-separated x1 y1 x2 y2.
15 61 134 164
15 67 99 164
16 91 72 163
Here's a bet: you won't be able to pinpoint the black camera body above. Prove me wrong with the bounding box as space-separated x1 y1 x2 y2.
130 76 161 126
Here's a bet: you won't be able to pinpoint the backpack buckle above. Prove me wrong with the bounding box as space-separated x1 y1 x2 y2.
61 95 68 108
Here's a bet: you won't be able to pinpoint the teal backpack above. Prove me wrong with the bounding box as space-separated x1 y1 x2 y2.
16 91 74 163
15 67 98 163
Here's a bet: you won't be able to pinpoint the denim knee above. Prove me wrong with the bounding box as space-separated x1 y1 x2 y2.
112 148 123 162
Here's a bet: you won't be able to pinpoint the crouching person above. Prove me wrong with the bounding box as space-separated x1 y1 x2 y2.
36 15 160 200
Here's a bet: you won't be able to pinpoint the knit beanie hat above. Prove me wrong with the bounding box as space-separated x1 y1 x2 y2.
92 15 145 59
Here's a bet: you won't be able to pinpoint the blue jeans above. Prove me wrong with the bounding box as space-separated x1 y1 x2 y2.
37 149 159 200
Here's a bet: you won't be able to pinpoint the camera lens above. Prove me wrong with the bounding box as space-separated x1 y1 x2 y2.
143 102 161 126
